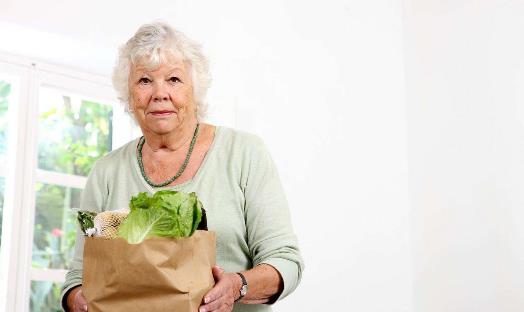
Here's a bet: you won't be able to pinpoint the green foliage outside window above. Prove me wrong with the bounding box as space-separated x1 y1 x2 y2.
32 184 80 270
38 97 112 176
31 92 113 311
30 281 62 312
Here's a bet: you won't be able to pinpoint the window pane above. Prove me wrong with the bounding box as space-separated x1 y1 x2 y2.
30 281 62 312
37 87 113 176
0 78 14 248
32 183 81 270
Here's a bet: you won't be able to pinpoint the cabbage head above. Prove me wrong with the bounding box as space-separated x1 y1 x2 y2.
117 190 203 244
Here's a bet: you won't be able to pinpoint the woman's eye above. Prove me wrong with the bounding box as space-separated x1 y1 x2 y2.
138 77 151 84
169 77 181 83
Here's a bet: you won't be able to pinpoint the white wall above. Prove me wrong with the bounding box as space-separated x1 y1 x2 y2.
0 1 416 311
403 1 524 311
222 2 413 311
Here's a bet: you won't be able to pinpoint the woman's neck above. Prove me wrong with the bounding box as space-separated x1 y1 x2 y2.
142 120 199 153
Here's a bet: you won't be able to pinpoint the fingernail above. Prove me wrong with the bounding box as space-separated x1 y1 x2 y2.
204 297 210 303
83 305 88 311
199 308 205 312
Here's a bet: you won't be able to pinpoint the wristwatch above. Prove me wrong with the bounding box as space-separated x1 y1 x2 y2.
235 272 248 302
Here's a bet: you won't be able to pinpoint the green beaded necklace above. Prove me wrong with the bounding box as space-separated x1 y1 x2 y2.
137 123 200 188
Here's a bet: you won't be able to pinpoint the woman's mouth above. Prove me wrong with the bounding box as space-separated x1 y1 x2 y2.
149 110 175 116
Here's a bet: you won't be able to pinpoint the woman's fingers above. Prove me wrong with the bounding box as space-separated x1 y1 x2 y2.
212 265 224 280
200 300 233 312
216 302 233 312
205 267 226 303
73 302 87 312
200 295 224 312
200 271 236 312
202 279 227 308
74 288 88 312
76 304 88 312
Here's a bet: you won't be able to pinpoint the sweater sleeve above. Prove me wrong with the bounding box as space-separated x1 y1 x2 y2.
242 136 304 301
60 161 107 311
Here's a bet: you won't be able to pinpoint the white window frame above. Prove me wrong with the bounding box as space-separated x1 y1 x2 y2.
0 58 31 312
0 52 136 312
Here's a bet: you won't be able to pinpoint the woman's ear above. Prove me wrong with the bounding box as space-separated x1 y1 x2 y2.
126 97 135 113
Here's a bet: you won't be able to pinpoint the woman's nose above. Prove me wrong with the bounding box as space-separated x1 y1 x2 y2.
152 82 169 101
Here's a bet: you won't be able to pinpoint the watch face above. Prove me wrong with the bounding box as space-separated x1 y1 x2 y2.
240 285 248 296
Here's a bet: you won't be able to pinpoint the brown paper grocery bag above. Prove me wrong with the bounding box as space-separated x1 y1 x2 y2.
82 231 216 312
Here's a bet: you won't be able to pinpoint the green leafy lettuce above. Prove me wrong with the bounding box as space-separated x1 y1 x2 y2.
117 190 203 244
77 211 97 235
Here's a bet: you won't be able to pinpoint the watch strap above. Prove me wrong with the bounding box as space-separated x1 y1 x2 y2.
235 272 248 302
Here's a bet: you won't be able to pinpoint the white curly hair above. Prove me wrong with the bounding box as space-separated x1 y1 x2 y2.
112 21 211 120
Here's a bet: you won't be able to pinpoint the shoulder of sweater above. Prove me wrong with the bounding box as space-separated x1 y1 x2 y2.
217 126 265 151
90 138 138 173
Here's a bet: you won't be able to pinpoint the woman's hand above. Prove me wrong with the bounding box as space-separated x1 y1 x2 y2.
199 266 241 312
67 286 88 312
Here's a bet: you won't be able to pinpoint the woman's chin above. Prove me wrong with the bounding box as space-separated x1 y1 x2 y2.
144 123 178 136
149 128 176 136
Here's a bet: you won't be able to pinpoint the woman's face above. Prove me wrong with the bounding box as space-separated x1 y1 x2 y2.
129 53 196 136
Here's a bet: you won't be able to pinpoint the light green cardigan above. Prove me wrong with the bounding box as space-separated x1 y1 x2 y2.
61 126 304 312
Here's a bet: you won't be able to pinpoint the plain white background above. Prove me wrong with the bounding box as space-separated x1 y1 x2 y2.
404 1 524 311
0 0 522 311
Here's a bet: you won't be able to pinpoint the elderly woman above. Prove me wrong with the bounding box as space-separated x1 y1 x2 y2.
61 22 303 312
